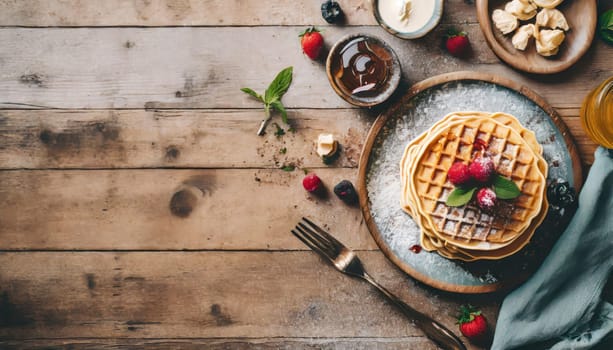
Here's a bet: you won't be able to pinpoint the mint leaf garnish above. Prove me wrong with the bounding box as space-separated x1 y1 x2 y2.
446 187 477 207
240 88 261 100
265 67 293 103
599 10 613 45
241 66 293 135
493 174 521 199
270 100 288 124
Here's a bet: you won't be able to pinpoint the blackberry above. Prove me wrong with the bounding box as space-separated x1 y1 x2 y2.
321 0 343 24
547 180 576 208
543 205 574 230
543 179 578 230
333 180 358 205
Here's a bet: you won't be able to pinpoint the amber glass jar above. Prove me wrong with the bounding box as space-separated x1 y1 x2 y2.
580 76 613 148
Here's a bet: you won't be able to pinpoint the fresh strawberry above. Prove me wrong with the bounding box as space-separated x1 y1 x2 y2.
469 156 495 183
457 305 489 343
302 173 322 192
447 162 472 186
445 28 470 57
476 187 497 211
300 27 324 60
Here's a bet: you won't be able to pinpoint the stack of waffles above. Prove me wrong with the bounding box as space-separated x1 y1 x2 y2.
400 112 549 261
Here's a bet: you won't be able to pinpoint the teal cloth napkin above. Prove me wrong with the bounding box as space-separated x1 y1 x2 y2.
492 147 613 350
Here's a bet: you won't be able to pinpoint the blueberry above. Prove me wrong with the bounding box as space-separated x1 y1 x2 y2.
321 0 343 24
334 180 358 204
547 180 577 208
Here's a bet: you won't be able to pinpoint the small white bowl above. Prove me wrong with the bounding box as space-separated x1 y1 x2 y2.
372 0 444 39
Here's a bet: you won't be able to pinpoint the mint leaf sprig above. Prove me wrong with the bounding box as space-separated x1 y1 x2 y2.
446 187 477 207
599 9 613 45
241 66 293 136
446 175 520 207
492 174 521 199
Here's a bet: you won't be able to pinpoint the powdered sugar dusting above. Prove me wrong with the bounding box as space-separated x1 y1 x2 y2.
366 81 573 288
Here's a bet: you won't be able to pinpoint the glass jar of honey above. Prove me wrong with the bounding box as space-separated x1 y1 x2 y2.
580 76 613 148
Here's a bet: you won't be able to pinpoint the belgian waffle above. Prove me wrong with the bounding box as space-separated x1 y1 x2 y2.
411 117 546 248
417 147 548 261
399 111 548 260
400 112 543 216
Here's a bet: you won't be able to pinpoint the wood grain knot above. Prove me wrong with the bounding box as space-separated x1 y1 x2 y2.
169 189 198 218
168 175 215 217
210 304 233 326
39 129 81 148
125 320 161 332
39 122 120 154
19 73 45 87
165 145 180 161
0 291 34 327
85 273 96 290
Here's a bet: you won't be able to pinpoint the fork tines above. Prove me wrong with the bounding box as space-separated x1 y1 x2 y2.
291 217 341 260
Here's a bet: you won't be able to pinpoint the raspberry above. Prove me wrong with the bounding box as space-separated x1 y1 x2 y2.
469 156 495 183
333 180 358 204
447 162 472 186
302 173 322 193
476 187 497 211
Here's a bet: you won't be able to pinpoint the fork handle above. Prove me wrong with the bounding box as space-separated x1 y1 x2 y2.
362 273 467 350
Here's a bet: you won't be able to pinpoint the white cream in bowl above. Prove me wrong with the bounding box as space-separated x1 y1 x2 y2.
375 0 442 38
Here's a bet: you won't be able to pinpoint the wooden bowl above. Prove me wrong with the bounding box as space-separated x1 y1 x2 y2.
476 0 597 74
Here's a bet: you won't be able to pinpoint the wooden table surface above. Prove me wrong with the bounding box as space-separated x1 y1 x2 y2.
0 1 610 349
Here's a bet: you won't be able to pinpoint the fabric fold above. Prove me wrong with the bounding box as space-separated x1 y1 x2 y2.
492 147 613 350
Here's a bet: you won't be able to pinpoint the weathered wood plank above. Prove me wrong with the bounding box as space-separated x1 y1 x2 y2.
0 251 499 343
0 109 371 169
0 108 595 169
0 338 440 350
0 27 610 110
0 168 376 250
0 0 477 27
0 339 441 350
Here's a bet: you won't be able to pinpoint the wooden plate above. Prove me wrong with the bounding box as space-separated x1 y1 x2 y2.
357 71 582 293
476 0 597 74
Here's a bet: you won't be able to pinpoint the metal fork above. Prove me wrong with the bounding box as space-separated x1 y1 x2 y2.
292 217 467 350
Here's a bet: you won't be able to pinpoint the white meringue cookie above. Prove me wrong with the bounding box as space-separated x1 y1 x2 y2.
492 9 519 35
535 29 565 56
505 0 538 21
533 0 564 9
512 24 535 50
536 8 569 31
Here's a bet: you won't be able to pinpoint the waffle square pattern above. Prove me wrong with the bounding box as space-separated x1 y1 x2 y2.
400 112 548 261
